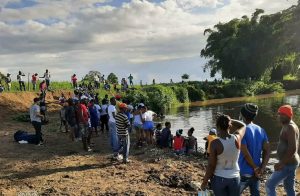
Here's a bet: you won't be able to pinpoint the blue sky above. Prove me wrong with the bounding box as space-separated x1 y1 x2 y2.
0 0 297 82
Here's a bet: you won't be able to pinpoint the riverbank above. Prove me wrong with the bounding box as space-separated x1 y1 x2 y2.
0 91 299 195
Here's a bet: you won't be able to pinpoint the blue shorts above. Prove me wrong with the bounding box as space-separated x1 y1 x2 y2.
143 121 154 131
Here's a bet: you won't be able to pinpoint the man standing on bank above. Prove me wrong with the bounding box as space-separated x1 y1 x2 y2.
266 105 299 196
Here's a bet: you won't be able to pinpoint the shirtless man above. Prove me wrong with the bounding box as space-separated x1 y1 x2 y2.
266 105 299 196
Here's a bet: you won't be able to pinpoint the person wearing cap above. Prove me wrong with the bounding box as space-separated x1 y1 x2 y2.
173 129 185 155
5 73 12 91
266 105 299 196
203 128 218 158
29 98 44 145
115 103 131 163
238 103 270 196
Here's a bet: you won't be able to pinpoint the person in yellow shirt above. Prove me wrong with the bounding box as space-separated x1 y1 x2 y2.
204 129 218 158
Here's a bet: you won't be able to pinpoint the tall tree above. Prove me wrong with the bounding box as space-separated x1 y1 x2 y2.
107 73 118 84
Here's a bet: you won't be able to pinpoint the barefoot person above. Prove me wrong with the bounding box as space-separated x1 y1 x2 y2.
239 103 270 196
266 105 299 196
30 98 44 145
201 114 246 196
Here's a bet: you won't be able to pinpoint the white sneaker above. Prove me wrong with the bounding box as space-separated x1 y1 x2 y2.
117 154 123 161
18 140 28 144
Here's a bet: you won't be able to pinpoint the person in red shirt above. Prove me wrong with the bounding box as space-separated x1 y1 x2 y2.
39 80 47 93
31 73 38 91
76 99 91 151
173 129 185 155
71 74 78 89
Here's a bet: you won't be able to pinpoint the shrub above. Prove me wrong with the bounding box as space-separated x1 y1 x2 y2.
186 86 206 101
171 86 189 103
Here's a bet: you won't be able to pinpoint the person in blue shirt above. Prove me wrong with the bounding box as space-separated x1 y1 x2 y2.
88 99 99 136
239 103 271 196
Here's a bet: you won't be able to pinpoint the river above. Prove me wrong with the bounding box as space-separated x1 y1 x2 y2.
162 92 300 179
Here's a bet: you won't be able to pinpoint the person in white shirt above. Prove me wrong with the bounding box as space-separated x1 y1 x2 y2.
17 71 26 91
142 106 157 145
108 97 119 158
100 99 109 132
40 69 51 89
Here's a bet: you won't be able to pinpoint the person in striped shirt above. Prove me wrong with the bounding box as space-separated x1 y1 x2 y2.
116 103 131 164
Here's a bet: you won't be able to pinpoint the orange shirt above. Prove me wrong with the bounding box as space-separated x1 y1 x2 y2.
207 135 217 154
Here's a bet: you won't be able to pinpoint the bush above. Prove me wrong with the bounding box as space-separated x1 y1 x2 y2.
186 86 206 101
171 86 189 103
142 85 178 113
221 80 251 98
249 81 284 95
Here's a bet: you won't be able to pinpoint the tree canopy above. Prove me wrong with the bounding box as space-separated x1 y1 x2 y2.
107 73 118 84
201 3 300 80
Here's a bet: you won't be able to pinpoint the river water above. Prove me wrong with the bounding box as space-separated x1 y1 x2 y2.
162 93 300 178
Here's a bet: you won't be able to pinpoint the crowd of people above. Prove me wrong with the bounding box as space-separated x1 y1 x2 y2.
29 85 198 164
201 104 299 196
5 69 297 195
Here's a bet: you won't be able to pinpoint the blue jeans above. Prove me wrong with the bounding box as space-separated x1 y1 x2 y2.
109 121 119 155
266 164 298 196
118 135 130 162
240 175 260 196
211 175 240 196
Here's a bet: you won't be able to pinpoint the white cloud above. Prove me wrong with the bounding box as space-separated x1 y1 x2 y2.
0 0 297 82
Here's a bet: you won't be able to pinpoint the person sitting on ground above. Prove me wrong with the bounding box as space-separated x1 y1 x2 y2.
201 114 246 196
204 128 218 158
155 123 162 146
185 127 197 155
173 129 185 155
160 122 172 148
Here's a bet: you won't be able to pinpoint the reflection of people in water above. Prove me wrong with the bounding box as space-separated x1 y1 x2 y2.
201 114 246 196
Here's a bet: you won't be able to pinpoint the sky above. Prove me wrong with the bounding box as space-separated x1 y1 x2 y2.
0 0 298 83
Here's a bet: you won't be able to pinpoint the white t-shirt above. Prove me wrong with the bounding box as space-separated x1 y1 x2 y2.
107 105 116 123
143 110 155 121
101 104 108 116
30 104 41 122
44 72 50 80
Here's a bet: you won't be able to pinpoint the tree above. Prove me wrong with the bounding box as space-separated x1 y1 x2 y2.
181 74 190 81
107 73 118 84
83 71 101 82
200 4 300 80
